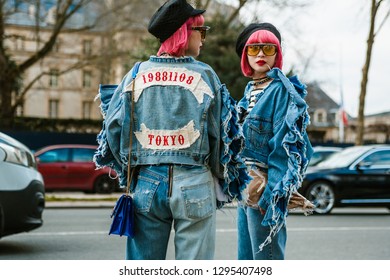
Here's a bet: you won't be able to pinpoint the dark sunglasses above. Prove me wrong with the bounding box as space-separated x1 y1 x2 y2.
246 44 277 56
191 26 210 41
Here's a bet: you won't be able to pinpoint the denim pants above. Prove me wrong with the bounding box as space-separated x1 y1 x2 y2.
237 205 286 260
126 165 216 260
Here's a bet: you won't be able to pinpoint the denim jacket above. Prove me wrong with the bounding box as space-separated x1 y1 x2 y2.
238 68 313 249
94 56 249 202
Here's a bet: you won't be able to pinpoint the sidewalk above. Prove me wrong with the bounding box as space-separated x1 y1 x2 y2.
44 192 122 208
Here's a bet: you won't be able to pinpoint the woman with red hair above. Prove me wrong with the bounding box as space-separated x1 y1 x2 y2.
235 23 314 260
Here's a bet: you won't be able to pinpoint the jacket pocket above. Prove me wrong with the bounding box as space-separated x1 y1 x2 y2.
133 175 160 213
181 181 214 219
246 117 273 150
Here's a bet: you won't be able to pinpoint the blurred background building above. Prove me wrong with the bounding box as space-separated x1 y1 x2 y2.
3 0 389 147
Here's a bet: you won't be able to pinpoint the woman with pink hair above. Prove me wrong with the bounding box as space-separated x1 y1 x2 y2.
235 23 314 260
94 0 249 260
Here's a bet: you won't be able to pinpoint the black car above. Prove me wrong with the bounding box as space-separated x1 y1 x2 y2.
0 132 45 238
300 145 390 214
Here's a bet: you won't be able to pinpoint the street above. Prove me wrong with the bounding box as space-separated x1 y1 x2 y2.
0 207 389 260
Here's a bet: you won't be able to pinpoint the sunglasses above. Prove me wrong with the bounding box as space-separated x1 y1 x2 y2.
246 44 277 56
191 26 210 41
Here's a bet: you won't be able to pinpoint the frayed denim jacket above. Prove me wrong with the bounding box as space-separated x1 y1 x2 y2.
94 56 250 203
238 68 313 249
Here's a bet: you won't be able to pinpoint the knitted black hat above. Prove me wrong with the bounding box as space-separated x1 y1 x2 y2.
235 23 281 57
148 0 205 43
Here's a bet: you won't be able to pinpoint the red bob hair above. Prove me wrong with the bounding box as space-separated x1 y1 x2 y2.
157 15 205 57
240 30 283 77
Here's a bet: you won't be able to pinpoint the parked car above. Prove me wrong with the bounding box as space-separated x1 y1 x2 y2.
0 132 45 238
308 146 343 166
300 144 390 214
34 144 118 193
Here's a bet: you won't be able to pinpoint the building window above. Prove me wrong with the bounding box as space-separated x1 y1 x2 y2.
14 36 25 50
314 109 327 124
53 39 60 53
49 69 59 87
16 105 24 116
83 71 92 88
82 101 92 119
49 99 59 118
83 40 92 55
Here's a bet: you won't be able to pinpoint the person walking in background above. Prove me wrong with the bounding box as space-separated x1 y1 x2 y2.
235 22 314 260
94 0 249 260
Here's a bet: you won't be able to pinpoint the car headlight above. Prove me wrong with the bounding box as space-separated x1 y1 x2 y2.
0 143 36 168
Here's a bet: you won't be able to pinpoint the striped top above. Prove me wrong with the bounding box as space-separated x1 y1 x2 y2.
245 86 269 170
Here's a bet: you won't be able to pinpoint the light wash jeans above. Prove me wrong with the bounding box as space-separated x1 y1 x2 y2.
126 165 216 260
237 206 286 260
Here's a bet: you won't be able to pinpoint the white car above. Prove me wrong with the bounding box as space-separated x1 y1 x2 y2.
0 132 45 238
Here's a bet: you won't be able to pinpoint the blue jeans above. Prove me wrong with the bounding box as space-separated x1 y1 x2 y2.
237 206 286 260
126 165 216 260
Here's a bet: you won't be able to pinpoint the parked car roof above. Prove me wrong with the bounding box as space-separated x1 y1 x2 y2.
308 146 343 166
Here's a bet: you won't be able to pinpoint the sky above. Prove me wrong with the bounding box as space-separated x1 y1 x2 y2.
226 0 390 117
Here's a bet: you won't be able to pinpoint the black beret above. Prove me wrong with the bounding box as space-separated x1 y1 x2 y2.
148 0 205 43
235 22 282 57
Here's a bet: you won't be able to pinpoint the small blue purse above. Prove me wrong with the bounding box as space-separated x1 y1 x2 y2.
108 62 141 238
109 194 135 237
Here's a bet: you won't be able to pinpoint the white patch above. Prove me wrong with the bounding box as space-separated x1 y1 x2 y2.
125 67 214 104
134 120 200 150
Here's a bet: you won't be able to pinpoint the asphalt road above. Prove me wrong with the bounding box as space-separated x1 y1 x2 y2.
0 206 389 260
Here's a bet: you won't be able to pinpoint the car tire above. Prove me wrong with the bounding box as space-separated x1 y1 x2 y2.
305 181 335 214
93 175 116 194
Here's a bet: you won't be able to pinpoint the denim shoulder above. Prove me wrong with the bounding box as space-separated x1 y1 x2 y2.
219 84 251 202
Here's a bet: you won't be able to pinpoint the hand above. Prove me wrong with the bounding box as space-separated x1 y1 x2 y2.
259 207 266 215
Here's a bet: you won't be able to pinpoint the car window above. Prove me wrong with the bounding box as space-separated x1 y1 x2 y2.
72 148 94 162
38 148 69 163
360 150 390 166
317 146 373 168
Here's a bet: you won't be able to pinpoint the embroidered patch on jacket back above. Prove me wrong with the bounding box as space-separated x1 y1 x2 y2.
134 120 200 150
125 67 214 104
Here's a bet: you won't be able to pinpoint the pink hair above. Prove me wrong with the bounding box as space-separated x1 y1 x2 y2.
157 15 205 56
240 30 283 77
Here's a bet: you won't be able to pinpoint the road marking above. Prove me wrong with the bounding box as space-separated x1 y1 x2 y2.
23 226 390 237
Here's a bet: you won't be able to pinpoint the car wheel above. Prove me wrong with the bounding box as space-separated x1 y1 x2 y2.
306 181 335 214
93 175 115 194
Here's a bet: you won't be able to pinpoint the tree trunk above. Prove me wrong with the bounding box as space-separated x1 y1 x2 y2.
0 76 16 128
356 0 378 145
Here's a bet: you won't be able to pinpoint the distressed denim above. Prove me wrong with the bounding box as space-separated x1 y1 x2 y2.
238 68 312 250
237 205 286 260
126 164 216 260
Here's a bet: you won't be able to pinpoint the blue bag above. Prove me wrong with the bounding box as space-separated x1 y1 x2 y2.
109 194 135 237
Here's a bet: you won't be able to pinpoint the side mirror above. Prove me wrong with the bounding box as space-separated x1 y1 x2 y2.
356 161 372 170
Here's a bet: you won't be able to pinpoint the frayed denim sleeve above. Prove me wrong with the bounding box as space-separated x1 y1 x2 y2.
257 69 313 251
218 85 251 203
93 71 134 189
